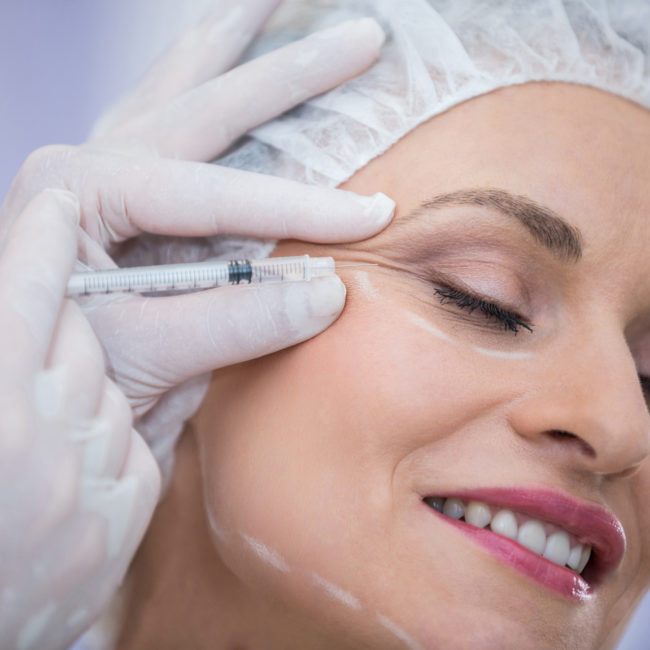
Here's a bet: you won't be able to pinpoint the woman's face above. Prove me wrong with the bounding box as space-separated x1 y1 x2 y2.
194 83 650 649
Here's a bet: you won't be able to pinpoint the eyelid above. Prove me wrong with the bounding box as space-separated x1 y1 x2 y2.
383 244 545 331
433 281 534 334
426 268 530 317
385 225 554 273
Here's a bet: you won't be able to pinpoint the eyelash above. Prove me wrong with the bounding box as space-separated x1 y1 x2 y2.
432 283 650 386
434 286 534 334
641 375 650 395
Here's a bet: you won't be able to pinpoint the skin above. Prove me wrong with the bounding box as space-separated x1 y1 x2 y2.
118 82 650 649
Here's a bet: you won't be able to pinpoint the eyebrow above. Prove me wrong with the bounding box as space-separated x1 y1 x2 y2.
403 188 583 261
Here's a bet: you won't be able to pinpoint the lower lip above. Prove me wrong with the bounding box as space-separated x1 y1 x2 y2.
423 502 592 601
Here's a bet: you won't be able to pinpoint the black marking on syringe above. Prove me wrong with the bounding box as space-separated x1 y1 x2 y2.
228 260 253 285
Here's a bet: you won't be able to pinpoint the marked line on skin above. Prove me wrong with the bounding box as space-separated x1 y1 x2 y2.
206 509 228 544
309 571 362 610
240 533 291 573
471 346 534 360
377 613 425 650
405 311 456 344
351 270 380 300
405 311 533 360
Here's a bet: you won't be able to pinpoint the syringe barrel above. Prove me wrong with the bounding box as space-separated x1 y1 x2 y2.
65 255 337 296
249 256 335 282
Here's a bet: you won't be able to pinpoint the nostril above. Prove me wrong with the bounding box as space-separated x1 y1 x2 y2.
546 430 596 458
548 429 576 440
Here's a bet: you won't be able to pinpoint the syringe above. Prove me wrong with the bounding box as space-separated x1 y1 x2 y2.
66 255 348 296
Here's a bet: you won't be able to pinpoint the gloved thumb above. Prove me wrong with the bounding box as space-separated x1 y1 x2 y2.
82 276 346 416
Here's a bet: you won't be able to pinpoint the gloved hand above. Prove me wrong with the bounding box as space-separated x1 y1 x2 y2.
1 0 394 486
0 189 160 649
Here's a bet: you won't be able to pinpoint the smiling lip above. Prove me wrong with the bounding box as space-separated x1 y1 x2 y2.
422 487 626 601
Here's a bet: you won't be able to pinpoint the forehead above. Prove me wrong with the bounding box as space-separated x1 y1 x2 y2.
344 83 649 233
341 82 650 288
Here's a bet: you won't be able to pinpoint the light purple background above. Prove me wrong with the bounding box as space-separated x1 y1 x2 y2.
1 3 649 648
0 0 205 200
1 2 132 199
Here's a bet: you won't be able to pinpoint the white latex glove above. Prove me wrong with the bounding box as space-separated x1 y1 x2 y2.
0 189 160 650
1 0 395 486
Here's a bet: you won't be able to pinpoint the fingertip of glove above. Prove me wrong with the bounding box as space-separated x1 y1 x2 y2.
42 188 81 227
354 17 386 50
277 276 347 338
317 17 386 52
304 275 346 319
363 191 395 229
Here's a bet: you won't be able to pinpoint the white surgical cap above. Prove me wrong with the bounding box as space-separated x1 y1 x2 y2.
221 0 650 189
122 0 650 266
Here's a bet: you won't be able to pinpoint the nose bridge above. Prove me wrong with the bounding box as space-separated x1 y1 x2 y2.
510 328 650 475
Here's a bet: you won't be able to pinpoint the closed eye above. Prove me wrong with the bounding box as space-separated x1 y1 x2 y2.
434 286 534 335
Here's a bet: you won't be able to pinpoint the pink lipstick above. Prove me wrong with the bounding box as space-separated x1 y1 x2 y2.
422 487 625 600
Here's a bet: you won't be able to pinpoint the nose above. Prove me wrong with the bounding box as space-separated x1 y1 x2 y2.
508 333 650 478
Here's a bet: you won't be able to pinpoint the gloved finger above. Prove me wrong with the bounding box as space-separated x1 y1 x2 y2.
44 299 106 421
24 431 160 649
92 0 281 138
97 18 385 160
1 424 80 559
0 189 80 383
83 275 346 399
38 298 133 480
0 513 107 650
76 226 117 271
0 376 157 649
77 429 161 564
134 373 210 474
70 378 134 480
45 148 394 245
11 378 133 554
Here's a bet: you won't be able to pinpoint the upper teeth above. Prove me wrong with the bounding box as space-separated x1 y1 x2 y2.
426 497 592 574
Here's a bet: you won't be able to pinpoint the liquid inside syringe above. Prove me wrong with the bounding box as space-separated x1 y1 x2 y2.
66 255 343 296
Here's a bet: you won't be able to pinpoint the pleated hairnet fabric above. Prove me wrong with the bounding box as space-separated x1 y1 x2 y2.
219 0 650 187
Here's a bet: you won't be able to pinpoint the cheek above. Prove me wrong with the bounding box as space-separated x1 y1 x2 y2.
631 466 650 579
192 278 566 645
197 278 518 566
